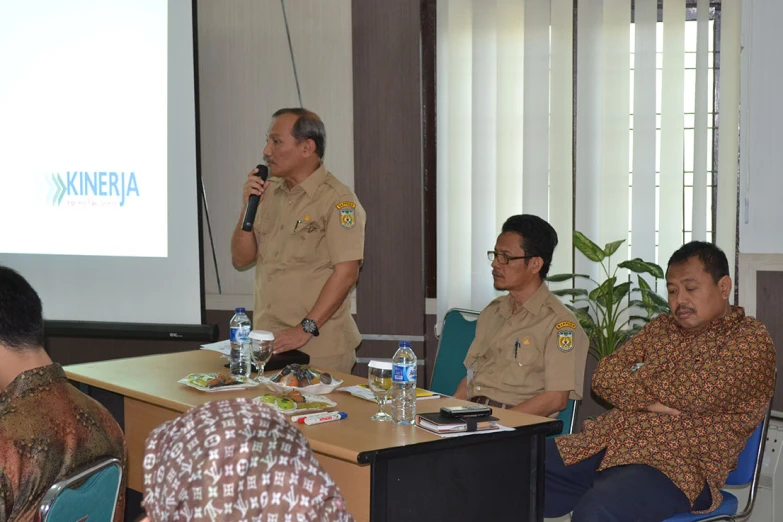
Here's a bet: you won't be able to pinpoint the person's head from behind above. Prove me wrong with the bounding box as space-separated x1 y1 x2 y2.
490 214 558 292
0 266 48 390
263 108 326 178
0 266 44 352
666 241 732 334
140 398 353 522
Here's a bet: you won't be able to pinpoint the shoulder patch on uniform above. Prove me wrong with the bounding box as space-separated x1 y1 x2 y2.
556 321 577 330
557 331 574 352
336 201 356 229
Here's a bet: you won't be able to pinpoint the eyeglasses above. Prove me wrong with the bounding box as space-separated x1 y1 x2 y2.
487 251 535 265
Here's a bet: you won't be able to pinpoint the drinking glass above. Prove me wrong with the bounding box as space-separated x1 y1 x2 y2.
368 361 393 421
249 330 274 382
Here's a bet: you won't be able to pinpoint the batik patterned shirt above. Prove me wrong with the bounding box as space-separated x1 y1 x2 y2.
0 364 126 522
555 307 776 514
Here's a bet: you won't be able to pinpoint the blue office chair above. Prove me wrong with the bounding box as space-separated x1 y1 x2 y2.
430 308 480 396
663 400 773 522
38 457 123 522
552 399 580 437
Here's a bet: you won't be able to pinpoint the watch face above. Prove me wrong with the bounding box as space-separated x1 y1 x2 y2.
301 319 318 335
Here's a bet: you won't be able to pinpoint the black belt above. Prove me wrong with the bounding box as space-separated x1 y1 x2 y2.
470 395 511 409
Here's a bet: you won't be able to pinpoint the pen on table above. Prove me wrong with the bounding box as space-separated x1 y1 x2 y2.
299 412 348 425
514 338 520 359
291 412 327 422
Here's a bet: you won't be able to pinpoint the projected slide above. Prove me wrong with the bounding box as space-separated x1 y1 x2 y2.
0 0 168 257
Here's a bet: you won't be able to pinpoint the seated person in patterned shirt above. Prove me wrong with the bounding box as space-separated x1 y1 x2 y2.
138 398 353 522
0 266 126 522
453 214 589 417
544 241 777 522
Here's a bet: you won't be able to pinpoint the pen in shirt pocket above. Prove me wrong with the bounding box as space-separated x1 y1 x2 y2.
514 338 520 359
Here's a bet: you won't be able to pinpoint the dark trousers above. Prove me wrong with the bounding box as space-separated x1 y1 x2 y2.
544 438 712 522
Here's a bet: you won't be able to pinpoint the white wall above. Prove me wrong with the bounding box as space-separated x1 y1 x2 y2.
739 0 783 255
196 0 354 310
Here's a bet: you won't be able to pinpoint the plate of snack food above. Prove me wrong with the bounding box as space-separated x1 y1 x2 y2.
256 363 343 394
178 372 260 392
254 390 337 415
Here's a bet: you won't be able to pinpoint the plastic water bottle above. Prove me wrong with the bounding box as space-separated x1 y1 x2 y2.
229 308 251 378
392 340 417 425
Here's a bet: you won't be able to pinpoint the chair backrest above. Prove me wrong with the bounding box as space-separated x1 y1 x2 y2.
726 413 768 486
430 308 480 395
38 457 122 522
554 398 580 436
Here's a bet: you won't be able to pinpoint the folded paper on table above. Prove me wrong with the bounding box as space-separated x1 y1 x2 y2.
200 339 231 355
339 385 440 402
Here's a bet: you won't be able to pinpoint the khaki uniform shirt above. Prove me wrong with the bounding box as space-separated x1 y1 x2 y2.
463 283 588 408
252 164 365 358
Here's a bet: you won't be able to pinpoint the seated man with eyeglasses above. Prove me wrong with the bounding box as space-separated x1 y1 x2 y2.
453 214 588 417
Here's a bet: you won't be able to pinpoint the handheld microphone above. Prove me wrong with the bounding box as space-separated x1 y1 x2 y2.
241 164 269 231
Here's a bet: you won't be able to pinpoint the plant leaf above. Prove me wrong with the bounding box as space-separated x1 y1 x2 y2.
574 231 606 262
567 305 596 330
552 288 589 297
618 258 665 279
612 281 632 304
589 276 616 304
638 288 670 310
546 273 591 283
603 239 625 257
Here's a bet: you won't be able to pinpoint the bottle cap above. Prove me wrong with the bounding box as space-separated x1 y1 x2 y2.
235 307 246 313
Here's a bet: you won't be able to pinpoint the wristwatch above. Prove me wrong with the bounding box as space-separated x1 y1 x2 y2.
301 318 320 337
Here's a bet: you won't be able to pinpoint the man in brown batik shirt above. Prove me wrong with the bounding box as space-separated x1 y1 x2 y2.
0 266 126 522
544 242 776 522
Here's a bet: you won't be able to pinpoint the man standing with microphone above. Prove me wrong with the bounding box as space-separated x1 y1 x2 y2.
231 108 366 373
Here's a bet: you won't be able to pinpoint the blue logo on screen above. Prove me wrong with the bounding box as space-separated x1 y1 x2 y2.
47 171 140 207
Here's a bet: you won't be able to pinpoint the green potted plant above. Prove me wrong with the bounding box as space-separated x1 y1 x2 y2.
546 231 670 361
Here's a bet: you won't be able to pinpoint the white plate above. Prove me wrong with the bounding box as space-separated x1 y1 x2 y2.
256 375 343 395
253 392 337 415
178 373 261 393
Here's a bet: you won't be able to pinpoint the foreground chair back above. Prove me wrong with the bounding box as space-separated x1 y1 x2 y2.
663 399 773 522
430 308 480 396
38 457 122 522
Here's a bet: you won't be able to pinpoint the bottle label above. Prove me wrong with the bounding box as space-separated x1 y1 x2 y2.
229 325 250 344
393 363 417 383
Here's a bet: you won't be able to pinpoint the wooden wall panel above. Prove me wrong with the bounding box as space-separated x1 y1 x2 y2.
351 0 425 338
756 270 783 412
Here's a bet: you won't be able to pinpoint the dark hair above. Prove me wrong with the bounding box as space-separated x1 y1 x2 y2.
666 241 729 283
0 266 44 350
500 214 559 278
272 108 326 159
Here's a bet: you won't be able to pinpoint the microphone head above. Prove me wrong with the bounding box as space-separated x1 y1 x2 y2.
256 164 269 182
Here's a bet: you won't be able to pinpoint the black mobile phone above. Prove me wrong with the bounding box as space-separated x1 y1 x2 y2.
440 405 493 418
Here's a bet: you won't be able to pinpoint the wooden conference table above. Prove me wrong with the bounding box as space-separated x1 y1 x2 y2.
64 350 560 522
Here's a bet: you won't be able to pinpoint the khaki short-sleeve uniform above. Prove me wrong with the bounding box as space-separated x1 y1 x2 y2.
463 283 588 408
252 164 365 358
